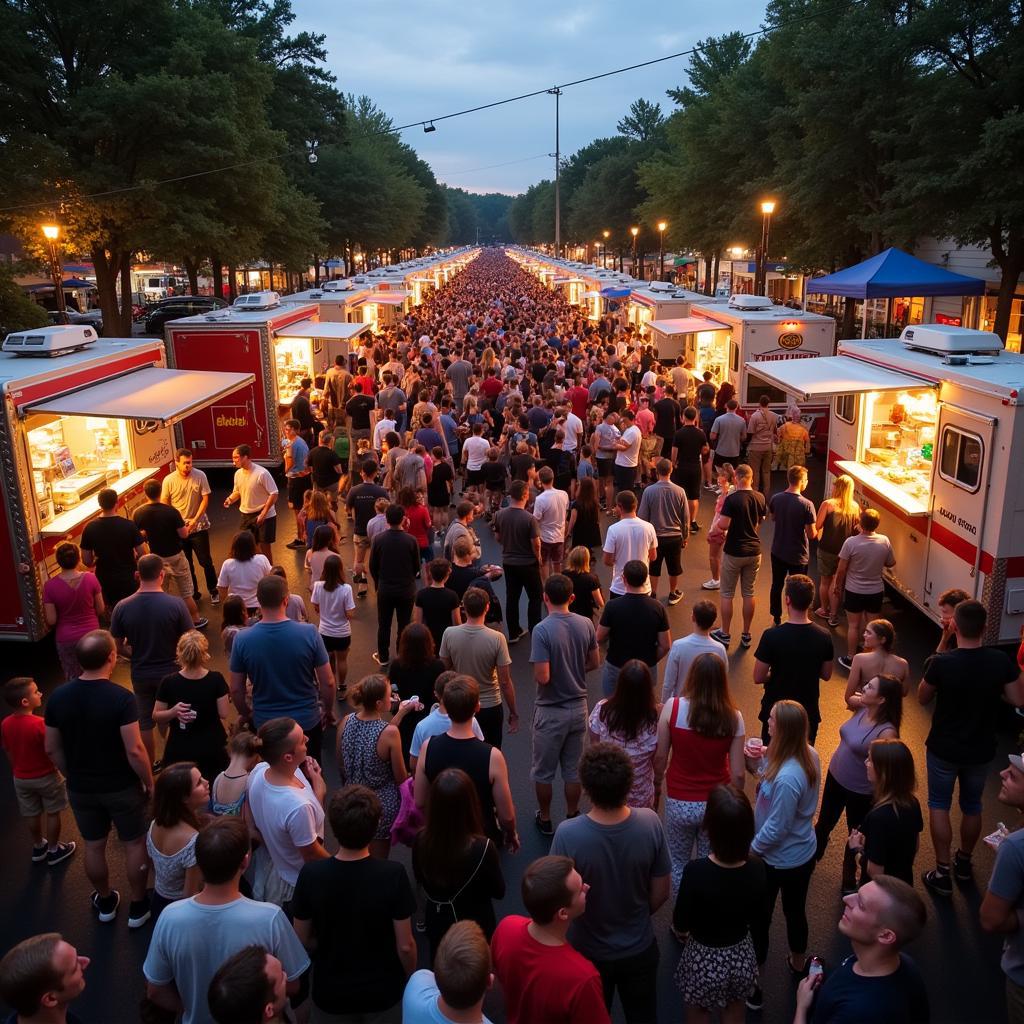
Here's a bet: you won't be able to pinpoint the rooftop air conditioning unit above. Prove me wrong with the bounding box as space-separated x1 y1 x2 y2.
648 281 674 293
900 324 1003 357
233 291 281 311
728 294 774 311
2 325 97 356
322 280 353 292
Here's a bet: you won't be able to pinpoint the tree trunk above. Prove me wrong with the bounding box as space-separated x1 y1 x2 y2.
90 246 125 337
711 252 720 293
210 257 223 301
183 256 200 297
841 296 858 339
117 255 133 336
990 222 1024 346
704 256 714 295
313 257 321 287
227 265 237 302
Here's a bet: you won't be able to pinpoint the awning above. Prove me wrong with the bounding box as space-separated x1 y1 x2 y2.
741 355 932 402
601 287 631 298
805 248 986 299
25 367 255 424
273 320 371 341
648 317 731 336
583 290 602 299
355 293 408 306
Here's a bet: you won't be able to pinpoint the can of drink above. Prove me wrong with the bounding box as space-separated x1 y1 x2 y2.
747 737 764 756
809 956 824 979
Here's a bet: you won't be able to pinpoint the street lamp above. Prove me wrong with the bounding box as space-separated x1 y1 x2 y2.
755 200 776 296
41 224 66 316
657 221 667 280
602 230 610 269
630 227 639 276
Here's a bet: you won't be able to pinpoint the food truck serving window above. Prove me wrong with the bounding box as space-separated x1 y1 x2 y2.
746 372 788 406
835 395 856 424
938 426 983 493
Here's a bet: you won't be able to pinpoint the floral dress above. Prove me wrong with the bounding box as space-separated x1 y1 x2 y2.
773 421 811 470
339 715 400 839
588 700 659 808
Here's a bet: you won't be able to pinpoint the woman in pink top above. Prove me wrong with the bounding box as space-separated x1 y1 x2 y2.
654 653 745 892
42 542 104 681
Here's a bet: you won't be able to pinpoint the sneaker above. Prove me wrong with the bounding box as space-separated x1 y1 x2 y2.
703 483 718 493
828 617 840 628
535 811 554 837
91 889 120 923
746 985 764 1012
47 841 76 866
740 632 752 648
128 897 152 929
923 866 953 896
689 522 700 533
701 578 720 591
509 629 529 645
954 849 974 883
371 653 389 667
710 628 731 646
31 843 48 863
286 538 305 549
668 590 684 606
193 617 209 630
813 607 829 620
210 591 221 606
837 655 854 671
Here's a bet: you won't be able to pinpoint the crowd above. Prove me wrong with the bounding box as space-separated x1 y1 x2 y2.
1 249 1022 1024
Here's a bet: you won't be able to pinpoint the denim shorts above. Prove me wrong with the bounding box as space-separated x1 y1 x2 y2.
926 750 989 815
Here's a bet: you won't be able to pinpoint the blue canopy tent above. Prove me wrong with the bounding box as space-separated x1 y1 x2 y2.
805 247 986 337
600 286 631 298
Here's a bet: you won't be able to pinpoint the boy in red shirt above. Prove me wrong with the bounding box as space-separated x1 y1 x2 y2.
1 677 75 866
491 855 610 1024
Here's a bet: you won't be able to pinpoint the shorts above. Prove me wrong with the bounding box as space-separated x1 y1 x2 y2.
844 589 883 614
419 546 434 564
68 783 148 842
14 772 68 817
641 435 662 463
651 536 683 577
353 534 371 558
676 468 702 504
541 540 565 564
597 457 615 479
465 468 484 487
161 550 194 600
926 750 988 815
321 633 352 653
287 475 313 508
131 675 162 731
713 452 741 470
613 463 637 494
530 702 588 784
720 553 761 599
817 549 840 578
240 512 277 545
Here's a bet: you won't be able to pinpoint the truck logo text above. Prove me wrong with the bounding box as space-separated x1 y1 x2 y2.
938 506 977 535
216 414 248 427
778 333 804 350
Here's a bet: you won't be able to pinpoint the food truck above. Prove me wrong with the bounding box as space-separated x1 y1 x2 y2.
165 293 373 467
628 282 722 332
744 325 1024 643
0 326 253 640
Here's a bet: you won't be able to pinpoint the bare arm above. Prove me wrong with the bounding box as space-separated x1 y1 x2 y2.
649 873 670 913
230 671 251 720
981 890 1021 934
917 679 937 707
729 731 746 789
753 658 770 686
497 664 518 723
394 918 417 978
381 723 409 785
413 739 431 809
297 838 330 862
833 557 849 595
534 661 551 685
44 726 66 775
315 661 336 717
145 983 183 1014
490 751 518 848
120 722 154 795
43 602 57 628
656 629 671 663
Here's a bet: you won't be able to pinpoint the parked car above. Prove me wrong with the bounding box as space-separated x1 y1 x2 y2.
143 296 227 334
47 309 104 333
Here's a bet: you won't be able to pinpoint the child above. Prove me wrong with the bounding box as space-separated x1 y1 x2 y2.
311 554 356 696
366 496 391 545
481 446 508 516
576 444 597 487
1 677 75 866
427 444 454 531
304 489 339 550
332 431 351 502
305 523 340 589
295 488 316 552
564 546 604 621
269 565 308 622
220 595 248 655
413 557 462 652
209 730 261 817
702 463 736 591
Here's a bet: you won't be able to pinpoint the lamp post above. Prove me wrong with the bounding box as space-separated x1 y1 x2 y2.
755 201 776 295
728 246 745 295
602 230 610 269
41 224 66 316
657 221 667 281
630 226 639 277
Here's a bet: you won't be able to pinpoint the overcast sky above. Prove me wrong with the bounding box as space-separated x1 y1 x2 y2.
292 1 768 195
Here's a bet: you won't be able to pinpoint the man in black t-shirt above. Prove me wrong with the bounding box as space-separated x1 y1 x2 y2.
307 429 343 509
414 559 461 651
80 487 145 611
752 575 834 743
346 460 389 598
670 406 709 531
493 479 542 643
345 383 376 467
653 387 681 458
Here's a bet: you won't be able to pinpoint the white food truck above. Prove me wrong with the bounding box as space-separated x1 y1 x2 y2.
745 325 1024 644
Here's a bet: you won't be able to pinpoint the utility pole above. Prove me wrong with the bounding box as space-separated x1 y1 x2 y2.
548 87 562 259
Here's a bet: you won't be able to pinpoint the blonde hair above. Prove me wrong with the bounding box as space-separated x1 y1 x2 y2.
765 700 817 786
566 546 591 573
830 474 858 517
308 490 332 522
175 630 210 670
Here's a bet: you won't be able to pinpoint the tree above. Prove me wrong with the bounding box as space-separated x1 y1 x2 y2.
667 32 752 108
0 265 49 335
616 99 666 144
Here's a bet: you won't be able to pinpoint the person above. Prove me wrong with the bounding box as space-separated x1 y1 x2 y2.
490 855 611 1024
1 678 74 867
144 817 309 1024
216 530 272 616
443 500 482 564
709 399 745 470
345 381 376 459
767 465 817 625
594 407 620 509
153 630 230 784
146 762 208 918
439 588 516 749
612 407 643 495
291 377 321 448
229 574 334 763
834 508 895 670
935 586 970 653
409 672 485 771
80 486 145 614
744 394 777 497
551 743 671 1023
414 675 518 850
773 405 810 471
638 458 689 604
813 474 860 627
305 523 340 589
281 426 318 548
752 574 835 744
369 502 421 666
427 444 455 531
461 423 490 487
596 560 670 698
209 730 261 818
43 630 153 928
655 653 745 892
567 476 602 552
324 353 353 427
389 622 444 762
981 753 1024 1020
672 785 765 1024
206 946 290 1024
223 445 278 562
700 462 735 591
413 768 506 959
563 545 603 621
848 738 923 887
529 573 599 834
42 542 103 682
220 595 248 656
814 676 902 893
414 558 462 652
310 553 355 697
0 933 89 1024
660 600 728 702
793 877 929 1024
709 463 767 649
844 619 909 708
403 921 495 1024
534 466 570 579
162 448 219 604
602 490 658 598
307 429 344 511
918 599 1023 895
346 459 389 598
337 674 414 859
589 660 660 810
109 553 196 765
493 479 542 644
670 406 708 533
245 717 328 907
292 785 417 1021
746 701 821 1008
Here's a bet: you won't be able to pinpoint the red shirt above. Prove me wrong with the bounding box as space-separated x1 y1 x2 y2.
353 374 375 396
491 915 610 1024
567 385 590 421
480 376 503 400
404 504 433 548
1 713 56 779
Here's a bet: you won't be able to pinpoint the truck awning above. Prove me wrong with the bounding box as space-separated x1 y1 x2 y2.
354 293 408 306
648 317 730 336
25 367 255 424
742 355 932 402
273 320 371 341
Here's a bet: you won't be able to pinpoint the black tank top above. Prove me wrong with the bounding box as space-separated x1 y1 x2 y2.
424 733 499 840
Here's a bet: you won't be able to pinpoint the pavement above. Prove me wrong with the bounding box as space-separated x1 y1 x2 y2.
0 462 1012 1023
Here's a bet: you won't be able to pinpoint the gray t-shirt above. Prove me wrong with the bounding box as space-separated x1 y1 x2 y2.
439 624 511 708
551 808 671 960
638 479 688 538
494 506 540 566
446 360 473 402
530 611 597 705
838 532 896 594
160 469 211 529
769 490 816 565
142 896 310 1024
594 421 620 460
710 411 746 458
110 590 193 681
989 829 1024 985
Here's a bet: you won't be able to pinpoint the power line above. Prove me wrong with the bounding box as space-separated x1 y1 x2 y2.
0 0 864 215
434 152 551 179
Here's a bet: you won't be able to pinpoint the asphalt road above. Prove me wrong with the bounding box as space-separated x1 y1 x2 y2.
0 463 1012 1023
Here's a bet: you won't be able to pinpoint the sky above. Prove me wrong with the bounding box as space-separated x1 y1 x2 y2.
292 1 768 196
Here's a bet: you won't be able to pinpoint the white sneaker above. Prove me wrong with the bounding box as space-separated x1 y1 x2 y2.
701 578 721 590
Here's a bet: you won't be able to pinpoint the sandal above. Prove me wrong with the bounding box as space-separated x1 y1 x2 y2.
813 608 829 620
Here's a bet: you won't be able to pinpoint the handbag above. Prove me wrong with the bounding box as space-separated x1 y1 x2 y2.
389 776 424 847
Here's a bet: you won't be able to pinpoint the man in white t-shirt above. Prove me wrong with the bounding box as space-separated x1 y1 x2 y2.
533 467 570 578
224 444 278 562
660 599 729 702
559 404 584 456
602 490 658 596
461 423 491 486
612 408 643 496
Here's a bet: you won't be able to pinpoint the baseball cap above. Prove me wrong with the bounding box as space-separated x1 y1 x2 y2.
1010 754 1024 771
